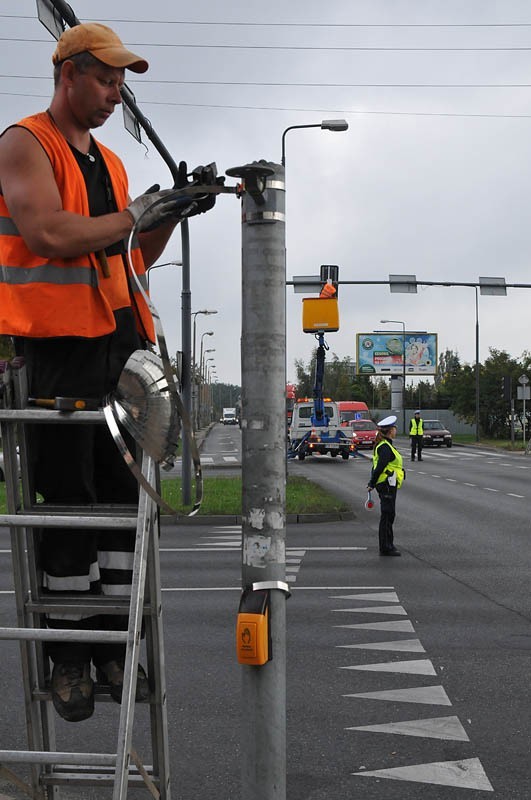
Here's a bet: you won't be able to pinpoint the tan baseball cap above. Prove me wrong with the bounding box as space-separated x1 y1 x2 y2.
52 23 148 73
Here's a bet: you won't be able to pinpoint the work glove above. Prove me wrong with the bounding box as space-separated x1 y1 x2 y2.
179 174 226 219
126 184 197 232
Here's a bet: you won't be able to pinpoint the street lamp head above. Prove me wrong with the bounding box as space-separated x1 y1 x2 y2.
321 119 349 132
193 309 218 316
281 118 348 166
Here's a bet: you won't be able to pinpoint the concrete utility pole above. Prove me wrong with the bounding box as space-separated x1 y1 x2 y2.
227 160 287 800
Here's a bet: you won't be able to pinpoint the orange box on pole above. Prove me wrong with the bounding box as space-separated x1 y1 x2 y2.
302 297 339 333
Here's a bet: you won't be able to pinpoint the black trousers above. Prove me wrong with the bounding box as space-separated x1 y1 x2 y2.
375 483 398 553
410 434 423 460
15 309 142 665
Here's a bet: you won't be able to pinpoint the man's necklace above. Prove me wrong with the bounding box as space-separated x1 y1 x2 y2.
46 108 95 162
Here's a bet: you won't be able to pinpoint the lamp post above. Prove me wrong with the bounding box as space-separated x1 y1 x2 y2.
145 259 182 288
381 319 406 434
281 118 349 166
192 311 217 430
200 350 216 428
197 333 214 428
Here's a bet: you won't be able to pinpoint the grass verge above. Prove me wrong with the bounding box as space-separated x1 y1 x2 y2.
161 475 350 515
0 475 350 517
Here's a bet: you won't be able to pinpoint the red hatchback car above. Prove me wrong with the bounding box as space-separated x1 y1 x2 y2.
349 419 378 449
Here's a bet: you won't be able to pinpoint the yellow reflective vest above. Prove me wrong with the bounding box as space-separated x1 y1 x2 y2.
372 439 405 489
410 418 424 435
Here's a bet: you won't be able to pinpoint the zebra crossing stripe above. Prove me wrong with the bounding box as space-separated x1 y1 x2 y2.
334 620 415 632
341 659 437 675
337 638 425 653
332 605 407 615
347 715 469 741
353 757 494 791
344 685 452 705
330 592 399 602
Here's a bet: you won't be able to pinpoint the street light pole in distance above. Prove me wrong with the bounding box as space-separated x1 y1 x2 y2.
192 310 218 430
381 319 406 434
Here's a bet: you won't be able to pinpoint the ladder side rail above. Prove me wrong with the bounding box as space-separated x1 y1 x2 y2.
1 377 49 799
113 451 158 800
11 361 58 796
145 462 171 800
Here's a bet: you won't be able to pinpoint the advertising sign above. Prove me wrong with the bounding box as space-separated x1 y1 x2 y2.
356 332 438 376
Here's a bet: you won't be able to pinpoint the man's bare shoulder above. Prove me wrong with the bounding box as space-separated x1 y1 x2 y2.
0 123 44 155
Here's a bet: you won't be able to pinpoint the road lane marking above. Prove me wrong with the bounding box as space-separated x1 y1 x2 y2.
334 620 414 632
484 487 499 492
507 493 524 498
337 638 425 653
330 586 493 792
333 605 407 616
348 715 469 741
330 592 399 602
353 758 494 791
157 585 394 592
344 685 452 705
341 659 437 675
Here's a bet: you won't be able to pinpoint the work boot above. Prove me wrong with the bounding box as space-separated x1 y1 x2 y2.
51 661 94 722
96 659 150 704
380 547 401 557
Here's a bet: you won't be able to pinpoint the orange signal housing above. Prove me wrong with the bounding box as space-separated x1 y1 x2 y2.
236 588 270 666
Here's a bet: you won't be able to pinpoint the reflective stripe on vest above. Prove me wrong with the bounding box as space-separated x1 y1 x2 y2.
410 418 424 435
373 439 405 489
0 112 155 342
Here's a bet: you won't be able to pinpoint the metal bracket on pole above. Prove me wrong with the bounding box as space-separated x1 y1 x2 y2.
252 581 291 598
226 162 276 211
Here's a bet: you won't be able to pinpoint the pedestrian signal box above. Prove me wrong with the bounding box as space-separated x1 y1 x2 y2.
302 297 339 333
236 587 271 665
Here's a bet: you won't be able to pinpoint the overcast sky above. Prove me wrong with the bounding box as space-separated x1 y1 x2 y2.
3 1 531 386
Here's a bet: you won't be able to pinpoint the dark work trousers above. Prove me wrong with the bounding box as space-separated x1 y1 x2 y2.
410 434 423 460
15 308 143 667
375 482 398 553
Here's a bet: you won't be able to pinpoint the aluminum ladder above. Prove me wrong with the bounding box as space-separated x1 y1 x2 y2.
0 357 171 800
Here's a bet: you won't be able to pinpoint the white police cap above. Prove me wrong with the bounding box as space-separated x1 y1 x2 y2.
378 415 397 428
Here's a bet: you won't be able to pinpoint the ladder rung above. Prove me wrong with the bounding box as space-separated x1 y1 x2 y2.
0 627 128 643
27 599 142 615
24 503 139 516
0 751 116 766
0 409 106 424
42 771 157 787
0 514 137 529
33 685 152 704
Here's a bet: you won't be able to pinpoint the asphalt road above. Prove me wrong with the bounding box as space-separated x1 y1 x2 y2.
0 433 529 798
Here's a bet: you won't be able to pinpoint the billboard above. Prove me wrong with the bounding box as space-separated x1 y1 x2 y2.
356 332 438 376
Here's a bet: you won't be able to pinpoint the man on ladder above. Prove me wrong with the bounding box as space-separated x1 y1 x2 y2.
0 22 214 722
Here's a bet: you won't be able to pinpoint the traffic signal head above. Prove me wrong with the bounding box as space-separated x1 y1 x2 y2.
502 375 511 403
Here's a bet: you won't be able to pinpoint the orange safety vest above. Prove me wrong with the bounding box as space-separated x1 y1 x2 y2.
0 111 155 342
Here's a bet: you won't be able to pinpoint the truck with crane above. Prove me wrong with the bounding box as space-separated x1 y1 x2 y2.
287 332 355 461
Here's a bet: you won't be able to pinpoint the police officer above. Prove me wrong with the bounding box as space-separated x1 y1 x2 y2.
367 415 405 556
409 410 424 461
